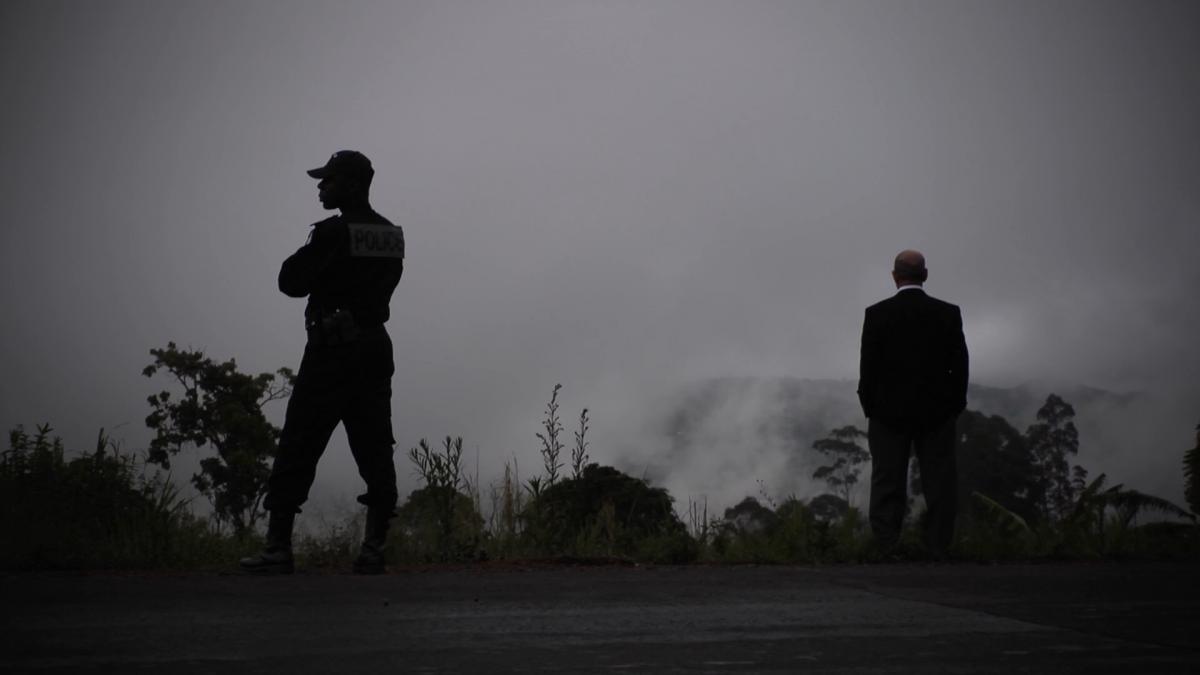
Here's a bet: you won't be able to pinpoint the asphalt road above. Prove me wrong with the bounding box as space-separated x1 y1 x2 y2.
3 562 1197 673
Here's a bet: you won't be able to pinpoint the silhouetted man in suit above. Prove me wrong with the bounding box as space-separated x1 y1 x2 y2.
857 250 968 556
241 150 405 575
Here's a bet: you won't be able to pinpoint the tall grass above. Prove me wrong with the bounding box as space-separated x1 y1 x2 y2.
0 424 256 570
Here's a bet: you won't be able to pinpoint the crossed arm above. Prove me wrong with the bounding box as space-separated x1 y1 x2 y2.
278 222 343 297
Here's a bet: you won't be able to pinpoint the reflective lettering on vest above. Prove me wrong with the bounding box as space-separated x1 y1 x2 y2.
347 223 405 259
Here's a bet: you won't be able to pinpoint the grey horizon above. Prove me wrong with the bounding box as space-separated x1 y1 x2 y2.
1 0 1196 517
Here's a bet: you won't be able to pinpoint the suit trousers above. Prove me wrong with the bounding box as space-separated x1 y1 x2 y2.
263 327 398 515
867 415 958 553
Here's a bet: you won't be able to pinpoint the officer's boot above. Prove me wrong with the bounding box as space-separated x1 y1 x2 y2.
240 510 295 574
352 508 392 575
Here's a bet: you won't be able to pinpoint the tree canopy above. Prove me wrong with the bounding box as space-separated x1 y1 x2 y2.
143 343 292 534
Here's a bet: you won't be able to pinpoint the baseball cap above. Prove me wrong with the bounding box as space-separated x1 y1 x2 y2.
307 150 375 181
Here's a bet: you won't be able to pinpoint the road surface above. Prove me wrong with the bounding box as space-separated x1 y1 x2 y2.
3 562 1197 673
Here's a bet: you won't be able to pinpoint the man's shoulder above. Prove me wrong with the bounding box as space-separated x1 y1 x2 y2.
923 293 961 314
355 211 403 235
866 291 961 315
866 293 911 312
310 215 342 228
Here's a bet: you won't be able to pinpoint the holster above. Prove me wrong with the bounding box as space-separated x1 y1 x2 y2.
305 309 361 346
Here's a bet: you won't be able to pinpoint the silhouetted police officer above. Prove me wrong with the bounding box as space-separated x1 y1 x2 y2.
241 150 405 574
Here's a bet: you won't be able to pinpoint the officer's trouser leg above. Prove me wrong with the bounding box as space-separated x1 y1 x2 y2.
345 406 397 573
868 419 912 550
343 334 398 515
343 332 397 574
914 416 958 555
345 391 400 511
345 411 398 515
264 349 343 515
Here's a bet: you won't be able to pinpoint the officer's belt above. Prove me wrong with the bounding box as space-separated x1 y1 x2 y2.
305 308 362 346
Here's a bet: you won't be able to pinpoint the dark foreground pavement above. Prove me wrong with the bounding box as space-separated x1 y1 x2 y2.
2 562 1198 673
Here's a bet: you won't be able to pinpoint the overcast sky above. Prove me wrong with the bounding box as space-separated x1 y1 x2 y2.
2 0 1197 513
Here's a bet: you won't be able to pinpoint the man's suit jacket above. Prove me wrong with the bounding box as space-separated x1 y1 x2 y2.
857 288 968 431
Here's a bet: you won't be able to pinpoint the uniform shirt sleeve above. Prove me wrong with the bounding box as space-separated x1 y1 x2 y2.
278 220 343 298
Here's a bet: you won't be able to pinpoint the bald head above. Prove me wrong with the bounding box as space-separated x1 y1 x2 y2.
892 249 928 287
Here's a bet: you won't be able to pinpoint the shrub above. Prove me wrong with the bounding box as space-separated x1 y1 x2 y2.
392 485 485 563
707 496 869 563
402 436 485 562
521 464 695 562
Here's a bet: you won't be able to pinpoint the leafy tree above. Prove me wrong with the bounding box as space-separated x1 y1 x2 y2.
952 410 1042 525
722 496 779 534
1185 423 1199 516
811 425 869 505
143 343 293 535
808 493 850 522
707 496 779 563
1025 394 1085 519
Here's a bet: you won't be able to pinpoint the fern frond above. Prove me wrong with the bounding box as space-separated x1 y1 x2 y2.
972 491 1032 538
